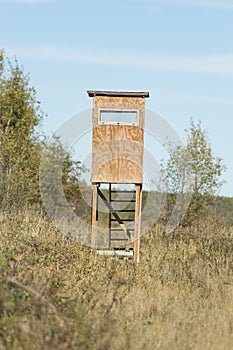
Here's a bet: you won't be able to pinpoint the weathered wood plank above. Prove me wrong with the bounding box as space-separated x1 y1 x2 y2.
91 184 98 247
91 95 145 184
96 250 134 257
134 184 142 263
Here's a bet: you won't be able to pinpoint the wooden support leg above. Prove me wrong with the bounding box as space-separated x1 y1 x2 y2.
134 184 142 263
91 183 98 248
109 183 112 248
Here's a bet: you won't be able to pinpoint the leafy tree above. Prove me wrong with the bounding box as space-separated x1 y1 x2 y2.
0 50 44 209
161 119 226 225
40 137 87 219
0 51 84 213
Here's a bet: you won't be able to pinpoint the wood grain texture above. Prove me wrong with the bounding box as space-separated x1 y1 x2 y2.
134 184 142 263
91 184 98 247
91 96 145 184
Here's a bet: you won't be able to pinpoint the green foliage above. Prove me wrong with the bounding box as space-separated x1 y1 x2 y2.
186 119 224 195
0 50 43 209
39 137 89 222
0 51 84 213
161 119 226 225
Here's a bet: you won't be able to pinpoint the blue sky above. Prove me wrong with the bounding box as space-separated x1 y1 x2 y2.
1 0 233 196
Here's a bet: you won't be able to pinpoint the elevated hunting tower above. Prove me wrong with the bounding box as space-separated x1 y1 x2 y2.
87 90 149 262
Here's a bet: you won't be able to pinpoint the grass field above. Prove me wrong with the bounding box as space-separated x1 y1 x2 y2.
0 210 233 350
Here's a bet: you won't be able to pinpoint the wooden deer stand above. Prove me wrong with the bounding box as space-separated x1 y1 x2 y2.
87 90 149 263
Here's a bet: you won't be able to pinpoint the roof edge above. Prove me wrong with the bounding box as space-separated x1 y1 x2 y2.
87 90 149 98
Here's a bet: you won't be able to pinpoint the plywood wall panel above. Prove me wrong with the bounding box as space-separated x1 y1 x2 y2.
91 96 145 184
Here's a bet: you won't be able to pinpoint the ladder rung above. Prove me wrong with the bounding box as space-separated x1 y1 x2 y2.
110 219 134 222
110 228 124 231
114 209 135 213
110 228 134 231
111 200 136 203
111 191 136 194
110 238 129 241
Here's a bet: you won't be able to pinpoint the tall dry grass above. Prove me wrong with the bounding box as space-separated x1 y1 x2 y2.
0 210 233 349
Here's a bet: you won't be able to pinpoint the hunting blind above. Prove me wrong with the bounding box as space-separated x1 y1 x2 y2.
87 90 149 263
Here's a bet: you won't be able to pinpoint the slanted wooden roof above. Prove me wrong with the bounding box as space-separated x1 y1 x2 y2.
87 90 149 98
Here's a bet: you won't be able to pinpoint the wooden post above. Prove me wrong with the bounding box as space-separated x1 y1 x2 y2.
91 183 98 248
109 183 111 248
134 184 142 263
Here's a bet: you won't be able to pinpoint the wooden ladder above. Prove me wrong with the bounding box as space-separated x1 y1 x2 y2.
108 184 135 248
92 183 142 262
